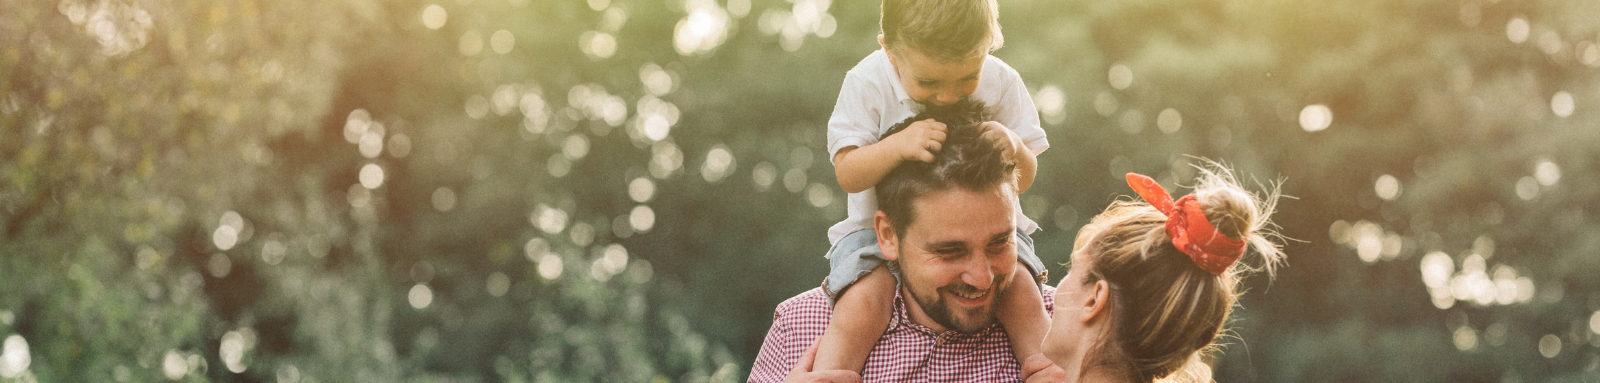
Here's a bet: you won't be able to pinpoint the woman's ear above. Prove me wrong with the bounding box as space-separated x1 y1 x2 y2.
874 211 900 261
1080 280 1111 323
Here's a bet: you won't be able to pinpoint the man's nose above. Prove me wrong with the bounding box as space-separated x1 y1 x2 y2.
961 254 995 291
934 91 959 106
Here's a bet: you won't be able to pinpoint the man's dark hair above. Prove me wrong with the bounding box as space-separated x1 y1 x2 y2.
876 100 1016 237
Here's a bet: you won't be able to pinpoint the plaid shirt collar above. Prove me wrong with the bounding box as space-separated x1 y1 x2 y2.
747 285 1055 383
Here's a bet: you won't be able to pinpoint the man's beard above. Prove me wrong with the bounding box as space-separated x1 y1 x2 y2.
906 273 1009 334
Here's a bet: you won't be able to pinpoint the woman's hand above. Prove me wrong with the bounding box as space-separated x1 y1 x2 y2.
1021 354 1067 383
785 341 863 383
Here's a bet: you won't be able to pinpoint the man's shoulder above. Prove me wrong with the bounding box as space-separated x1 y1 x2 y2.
773 287 831 319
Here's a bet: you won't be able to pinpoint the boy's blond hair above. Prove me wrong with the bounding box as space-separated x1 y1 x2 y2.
880 0 1004 62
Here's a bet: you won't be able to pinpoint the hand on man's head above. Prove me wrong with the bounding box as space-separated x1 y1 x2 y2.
978 121 1020 162
884 118 947 163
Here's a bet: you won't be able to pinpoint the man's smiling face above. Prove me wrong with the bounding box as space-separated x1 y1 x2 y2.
881 185 1017 334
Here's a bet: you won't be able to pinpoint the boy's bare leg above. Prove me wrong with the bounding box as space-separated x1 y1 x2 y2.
813 265 897 372
999 263 1048 363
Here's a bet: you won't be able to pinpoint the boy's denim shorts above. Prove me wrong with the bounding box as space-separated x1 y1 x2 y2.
821 228 1047 304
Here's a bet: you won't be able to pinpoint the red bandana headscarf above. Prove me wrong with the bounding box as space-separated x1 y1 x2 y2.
1125 173 1246 275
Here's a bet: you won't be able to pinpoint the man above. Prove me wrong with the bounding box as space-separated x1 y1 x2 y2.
748 102 1055 383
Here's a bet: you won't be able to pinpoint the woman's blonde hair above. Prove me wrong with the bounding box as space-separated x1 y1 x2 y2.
1071 162 1286 382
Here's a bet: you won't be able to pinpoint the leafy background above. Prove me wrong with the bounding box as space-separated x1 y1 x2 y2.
2 0 1599 381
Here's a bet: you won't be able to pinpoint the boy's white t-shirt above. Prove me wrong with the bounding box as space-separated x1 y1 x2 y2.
825 49 1049 245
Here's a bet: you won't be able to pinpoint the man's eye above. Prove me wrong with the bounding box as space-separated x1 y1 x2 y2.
918 81 937 87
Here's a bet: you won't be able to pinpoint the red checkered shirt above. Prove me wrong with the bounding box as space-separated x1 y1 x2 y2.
748 285 1056 382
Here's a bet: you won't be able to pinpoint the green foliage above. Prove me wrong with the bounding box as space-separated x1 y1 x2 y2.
3 0 1599 381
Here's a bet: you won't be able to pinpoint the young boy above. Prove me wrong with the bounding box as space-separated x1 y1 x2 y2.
816 0 1051 373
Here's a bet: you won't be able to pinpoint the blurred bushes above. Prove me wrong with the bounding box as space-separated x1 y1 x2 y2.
3 0 1600 381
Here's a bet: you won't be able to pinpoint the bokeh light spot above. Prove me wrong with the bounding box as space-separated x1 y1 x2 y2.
162 350 188 380
629 177 655 203
751 162 777 191
1515 176 1539 201
1036 85 1066 125
524 237 549 262
359 163 385 189
459 30 483 56
421 5 446 30
486 272 510 297
1534 160 1561 186
0 335 30 378
408 284 433 309
630 205 655 233
806 183 833 208
219 327 256 373
580 31 617 59
1108 64 1133 90
537 253 564 281
701 145 736 183
1551 91 1574 117
674 0 730 56
1590 310 1600 335
1375 174 1401 201
1299 104 1333 132
344 109 371 144
1453 326 1477 351
1539 334 1561 358
1156 108 1182 134
783 168 807 193
208 253 231 278
1506 17 1529 44
432 187 457 212
490 30 515 54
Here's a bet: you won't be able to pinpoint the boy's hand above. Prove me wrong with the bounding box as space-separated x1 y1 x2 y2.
883 119 947 163
979 121 1023 162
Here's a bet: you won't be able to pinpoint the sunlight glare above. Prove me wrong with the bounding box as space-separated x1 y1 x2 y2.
1551 91 1574 117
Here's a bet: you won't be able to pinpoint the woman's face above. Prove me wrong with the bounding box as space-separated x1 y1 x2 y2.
1041 246 1096 363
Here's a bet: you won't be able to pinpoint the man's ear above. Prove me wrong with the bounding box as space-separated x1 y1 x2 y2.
1081 280 1111 324
874 211 900 261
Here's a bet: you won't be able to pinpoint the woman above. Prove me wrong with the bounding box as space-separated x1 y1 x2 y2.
1033 165 1286 383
